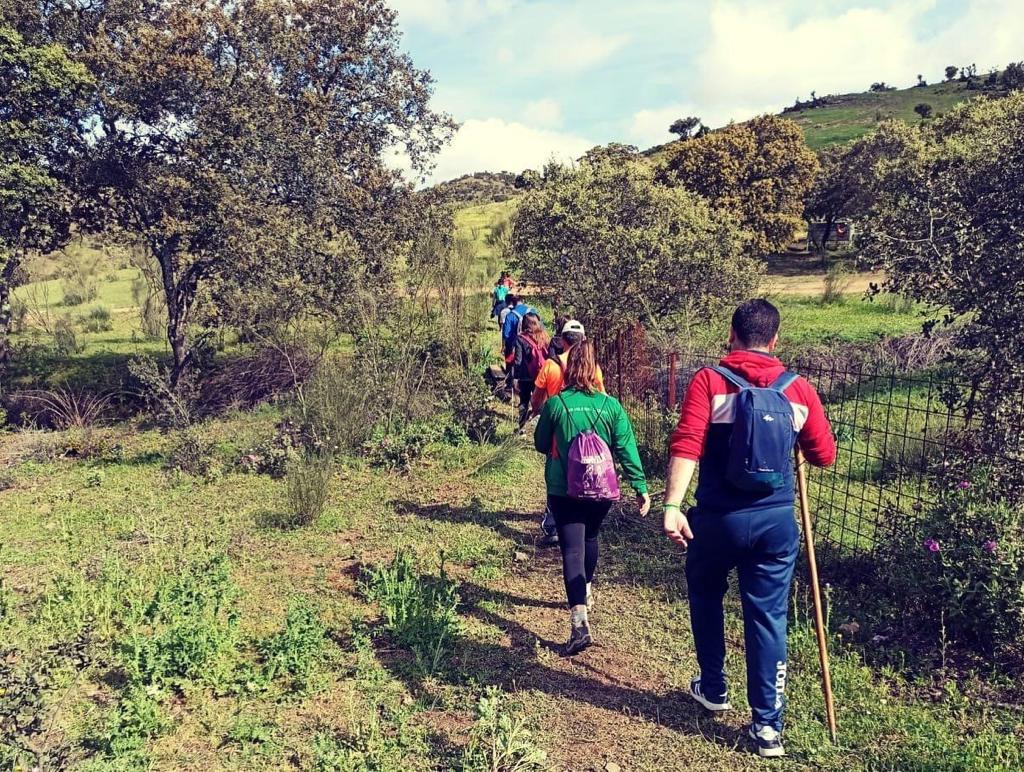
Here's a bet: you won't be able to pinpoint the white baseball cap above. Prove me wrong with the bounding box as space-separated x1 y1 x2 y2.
561 320 585 335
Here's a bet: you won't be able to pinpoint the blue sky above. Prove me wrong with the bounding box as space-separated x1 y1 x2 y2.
387 0 1022 183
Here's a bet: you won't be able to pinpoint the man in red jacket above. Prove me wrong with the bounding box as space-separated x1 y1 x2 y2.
663 299 836 759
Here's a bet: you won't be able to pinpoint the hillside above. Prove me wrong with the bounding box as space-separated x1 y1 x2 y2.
645 78 998 165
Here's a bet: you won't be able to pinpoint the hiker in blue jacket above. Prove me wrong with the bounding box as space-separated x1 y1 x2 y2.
501 295 533 359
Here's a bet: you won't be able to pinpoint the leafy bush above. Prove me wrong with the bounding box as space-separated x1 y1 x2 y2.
59 250 102 306
165 429 220 481
439 366 498 443
53 317 82 356
362 551 460 676
461 687 548 772
878 476 1024 665
362 418 450 472
238 423 299 478
260 598 327 691
81 305 114 333
119 555 241 689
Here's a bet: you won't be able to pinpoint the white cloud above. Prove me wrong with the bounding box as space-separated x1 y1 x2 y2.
516 20 630 75
389 0 515 32
627 0 1024 147
522 98 563 128
407 118 593 184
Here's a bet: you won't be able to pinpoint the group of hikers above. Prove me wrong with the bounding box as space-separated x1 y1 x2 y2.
490 275 837 758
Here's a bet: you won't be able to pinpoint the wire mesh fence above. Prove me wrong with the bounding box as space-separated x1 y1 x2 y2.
592 328 1024 568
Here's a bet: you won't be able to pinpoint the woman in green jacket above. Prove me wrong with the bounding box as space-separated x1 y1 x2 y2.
534 339 651 655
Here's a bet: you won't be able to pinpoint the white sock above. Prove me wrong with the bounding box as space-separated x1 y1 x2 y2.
570 604 588 628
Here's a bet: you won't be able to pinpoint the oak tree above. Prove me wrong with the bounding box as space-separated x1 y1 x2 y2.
657 115 819 255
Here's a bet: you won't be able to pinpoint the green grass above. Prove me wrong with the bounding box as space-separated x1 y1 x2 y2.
780 81 982 151
1 412 1021 769
772 295 925 351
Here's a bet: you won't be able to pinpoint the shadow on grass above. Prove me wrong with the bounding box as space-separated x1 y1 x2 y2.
365 576 747 758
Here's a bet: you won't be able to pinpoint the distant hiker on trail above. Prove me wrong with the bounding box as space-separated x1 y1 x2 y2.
530 319 607 546
513 313 550 427
534 339 651 656
501 295 535 360
662 299 836 759
491 280 510 323
499 270 515 291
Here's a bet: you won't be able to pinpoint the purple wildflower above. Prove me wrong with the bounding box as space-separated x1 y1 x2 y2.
983 540 998 554
957 480 971 490
923 538 940 553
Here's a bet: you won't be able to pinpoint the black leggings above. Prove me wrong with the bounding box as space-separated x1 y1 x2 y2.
547 495 612 607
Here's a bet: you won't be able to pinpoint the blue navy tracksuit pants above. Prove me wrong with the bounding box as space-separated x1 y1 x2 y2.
686 505 799 731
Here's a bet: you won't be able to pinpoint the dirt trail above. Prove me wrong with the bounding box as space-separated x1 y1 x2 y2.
423 460 775 771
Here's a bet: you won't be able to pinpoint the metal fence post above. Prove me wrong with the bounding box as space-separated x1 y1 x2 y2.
668 352 678 409
616 329 624 398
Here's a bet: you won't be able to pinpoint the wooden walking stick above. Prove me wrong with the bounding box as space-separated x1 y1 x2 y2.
795 448 839 744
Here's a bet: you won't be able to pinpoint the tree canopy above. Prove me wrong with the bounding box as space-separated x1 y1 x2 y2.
657 115 819 255
860 92 1024 482
4 0 455 386
0 22 92 372
510 157 758 335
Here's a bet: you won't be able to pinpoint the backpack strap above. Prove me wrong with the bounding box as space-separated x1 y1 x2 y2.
770 371 800 393
709 365 751 390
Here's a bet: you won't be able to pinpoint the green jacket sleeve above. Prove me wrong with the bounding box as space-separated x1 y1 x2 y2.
610 399 647 494
534 398 556 455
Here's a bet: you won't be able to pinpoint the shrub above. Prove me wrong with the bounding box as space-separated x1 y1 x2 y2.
119 555 241 689
438 366 498 443
53 317 82 356
879 476 1024 666
238 423 299 478
820 262 853 305
461 687 548 772
362 551 460 676
8 297 28 334
59 250 102 307
17 386 113 430
294 361 375 456
260 598 327 691
282 452 332 527
362 418 447 472
80 305 114 333
128 355 197 429
165 429 220 481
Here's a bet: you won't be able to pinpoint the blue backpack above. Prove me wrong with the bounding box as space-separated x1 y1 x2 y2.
710 366 800 494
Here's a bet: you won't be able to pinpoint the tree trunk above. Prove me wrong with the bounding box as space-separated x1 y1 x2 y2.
155 239 193 390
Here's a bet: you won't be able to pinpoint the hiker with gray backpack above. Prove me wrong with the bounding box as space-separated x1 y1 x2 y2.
662 299 836 758
534 339 651 656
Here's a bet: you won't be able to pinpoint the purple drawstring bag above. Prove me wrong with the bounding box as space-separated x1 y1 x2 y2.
559 395 621 502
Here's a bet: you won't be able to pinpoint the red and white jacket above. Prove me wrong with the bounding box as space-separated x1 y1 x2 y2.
669 350 837 513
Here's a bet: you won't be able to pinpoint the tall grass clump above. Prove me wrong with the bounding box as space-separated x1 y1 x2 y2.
821 261 854 304
281 452 332 528
81 305 114 332
362 551 460 676
260 597 327 692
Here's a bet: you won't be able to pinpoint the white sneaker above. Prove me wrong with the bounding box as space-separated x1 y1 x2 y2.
748 723 785 758
688 677 732 712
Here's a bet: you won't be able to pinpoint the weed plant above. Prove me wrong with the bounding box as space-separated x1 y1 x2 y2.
362 551 460 676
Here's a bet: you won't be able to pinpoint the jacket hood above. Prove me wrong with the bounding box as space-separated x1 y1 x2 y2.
718 349 787 387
